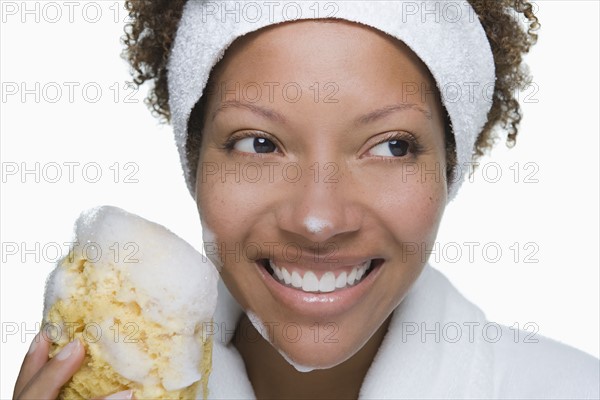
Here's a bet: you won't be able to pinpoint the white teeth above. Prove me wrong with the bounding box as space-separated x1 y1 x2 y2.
274 266 284 281
282 267 291 285
291 271 302 288
335 272 347 288
347 268 357 285
319 272 336 293
268 260 372 293
357 264 367 281
302 271 319 292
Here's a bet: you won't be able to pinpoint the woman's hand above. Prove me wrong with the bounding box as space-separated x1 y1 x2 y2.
12 332 133 400
13 331 84 399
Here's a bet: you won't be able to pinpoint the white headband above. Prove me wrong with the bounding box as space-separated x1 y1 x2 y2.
167 0 496 201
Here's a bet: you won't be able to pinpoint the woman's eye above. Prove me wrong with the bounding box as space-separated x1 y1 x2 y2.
370 139 410 157
234 137 277 154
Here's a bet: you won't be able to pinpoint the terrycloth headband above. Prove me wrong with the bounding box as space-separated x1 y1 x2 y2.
167 0 496 201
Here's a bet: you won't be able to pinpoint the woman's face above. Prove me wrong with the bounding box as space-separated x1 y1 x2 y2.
196 20 447 369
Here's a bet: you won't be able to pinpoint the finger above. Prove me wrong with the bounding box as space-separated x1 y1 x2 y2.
92 390 134 400
13 331 50 398
16 338 85 400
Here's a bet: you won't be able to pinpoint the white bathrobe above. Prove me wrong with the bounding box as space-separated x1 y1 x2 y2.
206 264 600 399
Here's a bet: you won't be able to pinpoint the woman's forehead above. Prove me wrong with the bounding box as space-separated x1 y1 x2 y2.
204 20 442 126
216 19 431 78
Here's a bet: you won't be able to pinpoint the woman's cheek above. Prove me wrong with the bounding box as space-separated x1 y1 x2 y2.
197 171 274 265
199 172 257 221
362 160 446 240
404 174 447 240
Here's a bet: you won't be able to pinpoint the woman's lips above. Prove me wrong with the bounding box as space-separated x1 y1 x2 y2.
255 258 384 318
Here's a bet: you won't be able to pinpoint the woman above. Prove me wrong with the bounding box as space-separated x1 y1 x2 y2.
13 1 599 399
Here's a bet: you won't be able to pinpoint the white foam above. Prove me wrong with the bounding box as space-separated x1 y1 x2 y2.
277 349 317 373
246 310 271 343
246 311 317 373
45 205 219 389
201 222 223 272
96 318 154 384
303 216 331 234
77 206 218 331
43 262 73 317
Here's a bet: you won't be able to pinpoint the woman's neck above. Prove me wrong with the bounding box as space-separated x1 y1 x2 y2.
233 314 391 400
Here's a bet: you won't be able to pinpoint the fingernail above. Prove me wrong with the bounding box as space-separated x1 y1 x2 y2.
56 339 80 361
104 390 133 400
27 332 41 355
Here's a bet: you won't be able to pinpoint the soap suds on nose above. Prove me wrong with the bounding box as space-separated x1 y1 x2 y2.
304 216 331 234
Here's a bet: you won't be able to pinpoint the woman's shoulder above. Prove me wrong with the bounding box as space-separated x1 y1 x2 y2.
492 325 599 399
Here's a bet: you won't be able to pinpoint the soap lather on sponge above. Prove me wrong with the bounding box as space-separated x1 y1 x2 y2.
42 206 219 399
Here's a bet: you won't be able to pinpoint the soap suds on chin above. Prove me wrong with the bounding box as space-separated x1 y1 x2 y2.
246 311 271 343
201 222 223 271
304 216 331 234
246 311 317 373
277 350 316 373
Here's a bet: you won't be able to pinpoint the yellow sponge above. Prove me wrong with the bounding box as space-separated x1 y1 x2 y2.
43 206 219 399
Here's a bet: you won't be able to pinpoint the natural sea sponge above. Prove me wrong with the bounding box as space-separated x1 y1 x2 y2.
42 206 219 399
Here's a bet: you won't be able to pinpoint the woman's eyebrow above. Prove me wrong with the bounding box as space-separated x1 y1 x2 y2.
211 100 432 125
211 100 287 124
356 103 432 126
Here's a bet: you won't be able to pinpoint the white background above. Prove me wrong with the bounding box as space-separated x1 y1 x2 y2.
1 1 598 396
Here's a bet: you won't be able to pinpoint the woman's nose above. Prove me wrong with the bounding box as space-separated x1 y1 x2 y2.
274 162 364 243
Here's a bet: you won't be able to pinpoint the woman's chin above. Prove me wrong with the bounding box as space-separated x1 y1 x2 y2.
274 346 350 372
270 333 365 372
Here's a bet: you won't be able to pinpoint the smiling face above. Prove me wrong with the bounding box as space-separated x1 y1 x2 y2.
195 20 448 369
